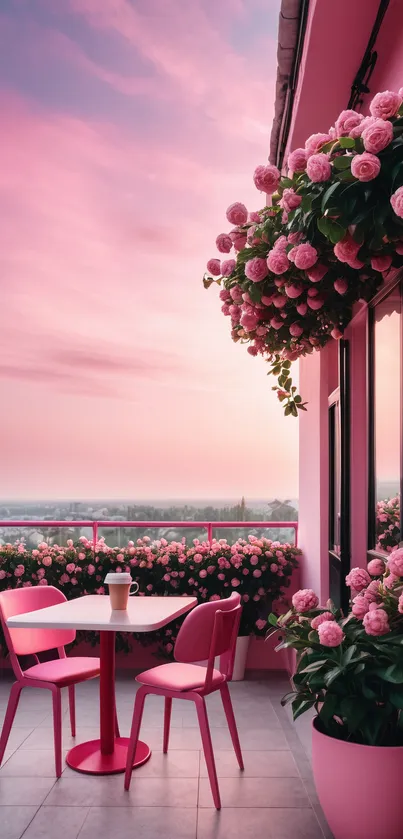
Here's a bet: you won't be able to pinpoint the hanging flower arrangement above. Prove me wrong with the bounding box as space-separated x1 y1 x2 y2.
203 88 403 416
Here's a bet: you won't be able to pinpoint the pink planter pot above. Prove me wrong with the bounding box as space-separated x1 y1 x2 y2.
312 717 403 839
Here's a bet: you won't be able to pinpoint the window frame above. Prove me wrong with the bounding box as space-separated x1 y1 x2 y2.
368 272 403 561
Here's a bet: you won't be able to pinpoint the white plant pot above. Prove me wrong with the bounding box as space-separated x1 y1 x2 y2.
194 635 250 680
232 635 250 681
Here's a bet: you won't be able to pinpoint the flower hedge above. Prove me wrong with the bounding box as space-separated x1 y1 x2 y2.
204 87 403 416
376 495 401 552
0 535 300 657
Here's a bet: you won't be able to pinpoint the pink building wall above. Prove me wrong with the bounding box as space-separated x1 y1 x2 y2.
295 0 403 600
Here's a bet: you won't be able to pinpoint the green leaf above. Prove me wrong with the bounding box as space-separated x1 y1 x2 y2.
301 194 313 213
333 156 352 170
341 645 357 666
321 182 340 212
388 687 403 709
300 659 328 674
268 613 279 627
339 137 355 148
292 698 316 722
324 666 343 687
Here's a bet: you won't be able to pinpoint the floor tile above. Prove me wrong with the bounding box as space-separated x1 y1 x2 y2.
133 749 199 778
44 775 198 807
77 807 197 839
20 728 100 750
200 749 298 778
22 806 89 839
0 749 60 777
0 777 56 805
198 776 311 808
197 807 325 838
0 805 39 839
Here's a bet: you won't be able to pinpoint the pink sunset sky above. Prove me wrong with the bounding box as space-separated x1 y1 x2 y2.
0 0 298 502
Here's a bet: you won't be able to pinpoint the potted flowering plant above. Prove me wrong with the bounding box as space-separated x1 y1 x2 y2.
267 550 403 839
203 86 403 416
376 495 400 552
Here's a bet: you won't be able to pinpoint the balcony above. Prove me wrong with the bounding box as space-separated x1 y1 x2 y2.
0 518 333 839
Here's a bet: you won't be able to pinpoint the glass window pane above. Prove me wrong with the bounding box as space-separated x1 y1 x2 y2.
374 287 401 552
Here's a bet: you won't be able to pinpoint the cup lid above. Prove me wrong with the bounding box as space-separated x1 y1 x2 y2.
104 572 132 585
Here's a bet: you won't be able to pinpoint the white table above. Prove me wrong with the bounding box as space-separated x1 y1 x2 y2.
7 594 196 775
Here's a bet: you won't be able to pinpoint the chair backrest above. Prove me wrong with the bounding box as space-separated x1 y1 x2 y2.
0 586 76 664
174 593 242 684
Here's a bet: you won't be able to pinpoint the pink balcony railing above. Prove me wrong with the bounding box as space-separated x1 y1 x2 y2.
0 520 298 546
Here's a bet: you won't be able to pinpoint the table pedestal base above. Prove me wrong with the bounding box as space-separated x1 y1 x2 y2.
66 738 151 775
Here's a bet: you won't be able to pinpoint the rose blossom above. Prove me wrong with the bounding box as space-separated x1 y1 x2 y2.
87 564 96 575
384 573 399 590
305 132 331 156
307 263 328 283
363 607 390 636
226 202 248 225
334 279 348 295
351 152 381 183
206 258 221 276
398 593 403 614
367 558 385 576
352 595 369 619
240 312 259 332
292 588 319 612
371 254 392 272
296 302 308 316
306 153 331 182
245 257 269 283
289 322 304 337
293 243 318 270
231 578 240 587
311 611 334 630
387 547 403 576
267 250 289 275
229 228 247 251
219 289 231 302
42 555 52 567
285 284 303 298
66 563 76 574
335 109 363 136
287 148 307 173
391 186 403 219
253 163 280 194
280 188 302 212
370 90 402 120
334 234 361 263
345 566 371 592
362 118 393 153
215 233 232 253
318 621 344 647
220 259 236 277
255 618 267 630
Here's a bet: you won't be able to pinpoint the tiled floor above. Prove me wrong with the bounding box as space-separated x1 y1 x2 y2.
0 670 332 839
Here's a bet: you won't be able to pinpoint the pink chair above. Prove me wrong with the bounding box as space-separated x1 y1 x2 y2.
124 592 244 809
0 586 101 777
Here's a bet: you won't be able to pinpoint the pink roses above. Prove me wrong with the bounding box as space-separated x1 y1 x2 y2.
287 148 307 173
363 607 390 636
215 233 232 253
292 588 319 612
370 90 402 120
253 164 280 194
226 202 248 226
245 257 269 283
345 567 371 592
362 118 393 153
306 153 331 182
391 186 403 219
317 620 344 647
351 152 380 182
292 243 318 270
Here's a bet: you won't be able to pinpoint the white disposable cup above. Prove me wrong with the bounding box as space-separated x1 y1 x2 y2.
104 572 139 610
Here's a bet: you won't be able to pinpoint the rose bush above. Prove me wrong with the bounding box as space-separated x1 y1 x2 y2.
376 495 401 552
0 535 300 657
203 87 403 416
267 546 403 746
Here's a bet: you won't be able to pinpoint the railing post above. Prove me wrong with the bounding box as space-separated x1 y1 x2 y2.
207 523 213 545
93 522 98 548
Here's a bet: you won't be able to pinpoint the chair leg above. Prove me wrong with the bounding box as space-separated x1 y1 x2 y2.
68 685 76 737
220 682 244 770
0 682 23 765
163 698 172 753
124 686 147 791
52 687 63 778
114 705 120 738
195 695 221 810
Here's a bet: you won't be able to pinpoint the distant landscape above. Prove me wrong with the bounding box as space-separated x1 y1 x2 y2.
0 498 299 548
